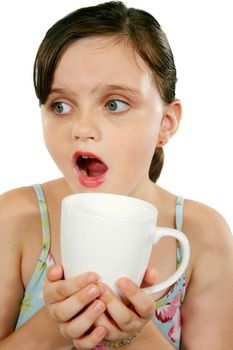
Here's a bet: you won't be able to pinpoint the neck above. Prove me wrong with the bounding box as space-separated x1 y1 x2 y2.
129 178 160 206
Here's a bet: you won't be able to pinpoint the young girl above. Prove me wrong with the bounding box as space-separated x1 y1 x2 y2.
0 1 233 349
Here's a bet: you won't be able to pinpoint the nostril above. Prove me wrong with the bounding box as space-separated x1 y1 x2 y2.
72 120 101 141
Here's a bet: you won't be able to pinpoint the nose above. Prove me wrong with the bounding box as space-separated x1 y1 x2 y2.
72 110 101 142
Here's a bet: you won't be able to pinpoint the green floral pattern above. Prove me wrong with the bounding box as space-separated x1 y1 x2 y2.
15 185 54 329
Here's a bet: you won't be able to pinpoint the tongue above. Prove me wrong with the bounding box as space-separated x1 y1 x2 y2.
86 159 108 177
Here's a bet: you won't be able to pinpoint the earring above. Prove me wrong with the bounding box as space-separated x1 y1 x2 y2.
157 138 164 147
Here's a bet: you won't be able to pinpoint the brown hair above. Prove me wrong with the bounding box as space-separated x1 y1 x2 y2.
34 1 177 182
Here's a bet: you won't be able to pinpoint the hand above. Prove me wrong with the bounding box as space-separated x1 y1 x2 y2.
94 268 158 343
43 264 107 349
141 267 159 288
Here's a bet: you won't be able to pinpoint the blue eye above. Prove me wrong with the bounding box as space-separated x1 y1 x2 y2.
52 102 71 115
106 99 129 113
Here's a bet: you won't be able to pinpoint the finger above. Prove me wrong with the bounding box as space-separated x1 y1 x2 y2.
117 278 154 319
61 300 106 339
98 283 139 333
95 312 129 340
140 268 159 288
50 284 102 322
73 326 107 350
46 264 64 282
44 272 99 304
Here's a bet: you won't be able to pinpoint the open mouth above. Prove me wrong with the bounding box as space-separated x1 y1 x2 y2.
77 155 108 177
73 152 108 187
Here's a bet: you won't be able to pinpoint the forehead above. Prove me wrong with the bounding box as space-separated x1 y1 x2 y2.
52 35 156 94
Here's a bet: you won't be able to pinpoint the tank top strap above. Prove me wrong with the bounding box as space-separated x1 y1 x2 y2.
175 196 185 266
33 184 51 262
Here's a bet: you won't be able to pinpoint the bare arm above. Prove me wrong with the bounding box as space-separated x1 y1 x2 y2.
0 190 25 339
181 204 233 349
0 190 71 349
0 307 71 350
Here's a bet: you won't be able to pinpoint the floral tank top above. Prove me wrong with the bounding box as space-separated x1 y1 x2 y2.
15 184 186 349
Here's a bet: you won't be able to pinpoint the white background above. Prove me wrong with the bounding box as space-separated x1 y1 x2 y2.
0 0 232 231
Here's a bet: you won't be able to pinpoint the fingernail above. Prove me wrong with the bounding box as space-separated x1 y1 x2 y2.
93 301 105 313
118 278 130 290
50 265 61 275
87 273 98 283
87 286 99 297
96 327 106 337
99 284 106 295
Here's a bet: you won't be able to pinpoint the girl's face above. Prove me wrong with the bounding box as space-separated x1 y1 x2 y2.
41 36 167 196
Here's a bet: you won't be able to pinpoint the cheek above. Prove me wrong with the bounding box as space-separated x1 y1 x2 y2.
134 135 156 169
131 120 159 157
42 124 66 165
116 127 157 171
43 128 55 157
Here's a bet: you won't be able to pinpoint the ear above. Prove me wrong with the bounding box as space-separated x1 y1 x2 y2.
157 100 182 147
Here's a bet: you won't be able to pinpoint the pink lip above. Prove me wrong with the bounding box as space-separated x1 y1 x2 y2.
72 151 108 188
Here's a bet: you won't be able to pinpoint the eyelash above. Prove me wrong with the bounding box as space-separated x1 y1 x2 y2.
105 99 130 113
47 98 130 116
48 101 72 115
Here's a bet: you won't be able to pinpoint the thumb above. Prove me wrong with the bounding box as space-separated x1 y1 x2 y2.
46 264 64 282
141 267 159 288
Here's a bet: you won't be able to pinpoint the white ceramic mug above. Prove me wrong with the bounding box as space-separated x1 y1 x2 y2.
61 193 190 295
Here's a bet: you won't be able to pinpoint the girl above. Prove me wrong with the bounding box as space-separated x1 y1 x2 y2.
0 1 233 349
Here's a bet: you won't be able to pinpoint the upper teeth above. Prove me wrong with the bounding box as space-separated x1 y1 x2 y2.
81 155 95 159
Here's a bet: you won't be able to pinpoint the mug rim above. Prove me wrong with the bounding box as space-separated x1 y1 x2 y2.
62 192 157 220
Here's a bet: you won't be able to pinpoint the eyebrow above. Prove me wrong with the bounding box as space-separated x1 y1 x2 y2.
49 84 142 97
92 84 142 96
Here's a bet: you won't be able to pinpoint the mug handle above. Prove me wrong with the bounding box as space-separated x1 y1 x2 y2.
143 227 190 295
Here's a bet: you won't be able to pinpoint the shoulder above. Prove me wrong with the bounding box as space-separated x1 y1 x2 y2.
183 198 233 285
0 185 37 208
0 185 38 219
0 186 39 243
183 198 232 250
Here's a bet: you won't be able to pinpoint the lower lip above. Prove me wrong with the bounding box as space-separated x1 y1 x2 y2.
74 165 108 188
